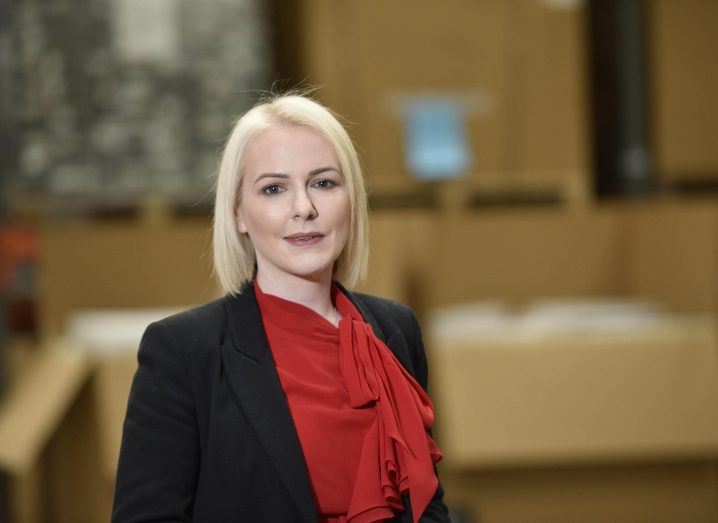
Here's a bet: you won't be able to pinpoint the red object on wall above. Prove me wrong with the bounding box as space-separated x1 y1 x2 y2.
0 223 38 332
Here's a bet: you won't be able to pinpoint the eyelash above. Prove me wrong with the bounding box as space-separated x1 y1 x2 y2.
260 179 337 195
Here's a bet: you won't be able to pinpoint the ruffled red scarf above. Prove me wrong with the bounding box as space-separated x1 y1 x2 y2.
338 307 442 523
255 280 442 523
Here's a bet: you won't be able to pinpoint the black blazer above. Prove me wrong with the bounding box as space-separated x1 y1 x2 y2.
112 280 449 522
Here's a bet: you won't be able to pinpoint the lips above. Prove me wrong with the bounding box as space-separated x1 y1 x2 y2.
284 232 325 246
284 232 324 240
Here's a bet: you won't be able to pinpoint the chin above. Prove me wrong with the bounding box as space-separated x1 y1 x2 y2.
283 260 337 280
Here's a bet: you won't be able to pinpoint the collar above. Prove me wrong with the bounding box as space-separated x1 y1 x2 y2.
224 279 387 362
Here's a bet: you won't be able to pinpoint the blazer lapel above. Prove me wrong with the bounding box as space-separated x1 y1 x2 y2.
220 281 316 523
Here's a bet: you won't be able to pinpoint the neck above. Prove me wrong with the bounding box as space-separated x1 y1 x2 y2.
255 268 339 325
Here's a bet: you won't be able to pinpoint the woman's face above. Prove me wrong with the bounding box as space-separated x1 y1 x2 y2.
236 125 351 285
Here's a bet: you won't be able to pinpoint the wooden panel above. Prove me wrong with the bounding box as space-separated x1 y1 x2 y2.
45 379 114 523
431 316 718 468
442 462 718 523
650 0 718 181
624 200 718 311
425 207 623 308
299 0 589 196
504 0 590 191
0 347 90 474
39 219 217 339
357 210 436 309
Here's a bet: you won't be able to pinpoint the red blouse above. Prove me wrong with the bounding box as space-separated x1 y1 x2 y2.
254 280 441 523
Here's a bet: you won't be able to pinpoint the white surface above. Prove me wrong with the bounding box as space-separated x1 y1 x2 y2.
65 308 184 355
427 297 704 346
112 0 180 65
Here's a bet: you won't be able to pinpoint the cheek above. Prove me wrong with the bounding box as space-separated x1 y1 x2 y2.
238 200 285 238
235 201 259 237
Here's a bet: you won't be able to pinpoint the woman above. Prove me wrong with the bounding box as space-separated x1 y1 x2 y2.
112 94 449 522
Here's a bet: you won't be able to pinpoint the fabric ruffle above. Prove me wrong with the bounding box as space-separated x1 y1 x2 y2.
338 310 442 523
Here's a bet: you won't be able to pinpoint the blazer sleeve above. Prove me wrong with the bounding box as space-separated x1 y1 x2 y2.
407 308 451 523
112 321 200 523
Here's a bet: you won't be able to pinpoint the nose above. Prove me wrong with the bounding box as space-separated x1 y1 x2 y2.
292 186 317 220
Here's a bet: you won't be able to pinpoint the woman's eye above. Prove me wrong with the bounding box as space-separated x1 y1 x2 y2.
261 184 284 195
313 179 336 189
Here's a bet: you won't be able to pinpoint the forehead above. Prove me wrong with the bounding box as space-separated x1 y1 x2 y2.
243 125 340 176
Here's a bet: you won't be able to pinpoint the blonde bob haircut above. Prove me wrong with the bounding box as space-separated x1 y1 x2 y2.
213 93 369 295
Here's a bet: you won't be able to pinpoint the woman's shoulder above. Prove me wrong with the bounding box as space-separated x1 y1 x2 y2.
350 290 414 317
150 295 231 350
348 290 420 337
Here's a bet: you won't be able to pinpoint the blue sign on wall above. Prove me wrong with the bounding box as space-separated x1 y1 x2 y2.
403 98 472 181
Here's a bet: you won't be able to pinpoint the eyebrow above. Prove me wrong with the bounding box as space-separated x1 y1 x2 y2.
254 166 340 184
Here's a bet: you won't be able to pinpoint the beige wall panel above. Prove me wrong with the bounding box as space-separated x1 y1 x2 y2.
505 1 589 191
353 1 508 190
39 219 217 339
442 462 718 523
366 201 718 314
358 210 438 309
650 0 718 180
45 382 114 523
425 208 623 308
0 349 90 475
432 320 718 468
624 200 718 311
301 0 589 196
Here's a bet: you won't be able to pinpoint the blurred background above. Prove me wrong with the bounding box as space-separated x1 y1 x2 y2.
0 0 717 521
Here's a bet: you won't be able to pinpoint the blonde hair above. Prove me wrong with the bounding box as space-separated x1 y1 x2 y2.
212 93 369 295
